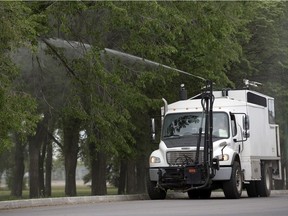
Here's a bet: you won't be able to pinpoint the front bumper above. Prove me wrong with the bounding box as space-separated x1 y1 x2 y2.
149 166 232 189
149 165 207 190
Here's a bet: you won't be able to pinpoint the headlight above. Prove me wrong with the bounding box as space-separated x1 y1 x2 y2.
216 154 229 161
150 156 161 163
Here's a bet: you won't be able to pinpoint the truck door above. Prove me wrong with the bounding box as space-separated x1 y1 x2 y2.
230 114 242 153
231 113 250 153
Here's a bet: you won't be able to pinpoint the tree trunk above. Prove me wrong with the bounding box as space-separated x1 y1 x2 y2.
10 134 25 198
136 155 146 193
126 159 136 194
28 119 47 198
91 150 107 195
118 160 127 195
39 141 47 197
45 141 53 197
63 117 80 197
29 141 40 198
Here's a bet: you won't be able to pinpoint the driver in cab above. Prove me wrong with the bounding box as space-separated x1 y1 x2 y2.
213 118 228 138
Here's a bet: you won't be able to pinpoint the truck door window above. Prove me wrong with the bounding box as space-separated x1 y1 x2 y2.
213 113 229 138
230 115 237 137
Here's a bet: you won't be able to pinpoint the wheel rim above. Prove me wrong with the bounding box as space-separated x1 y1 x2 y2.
235 169 242 193
265 168 271 191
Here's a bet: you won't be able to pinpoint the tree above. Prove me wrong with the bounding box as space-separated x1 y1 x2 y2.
0 2 40 199
0 1 39 154
10 134 26 198
63 116 81 196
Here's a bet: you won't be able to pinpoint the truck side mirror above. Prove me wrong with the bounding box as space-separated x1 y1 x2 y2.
233 112 250 142
243 115 250 130
151 118 156 142
242 115 250 139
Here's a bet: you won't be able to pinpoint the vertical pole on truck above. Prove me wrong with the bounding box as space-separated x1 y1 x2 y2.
201 80 214 175
208 81 214 170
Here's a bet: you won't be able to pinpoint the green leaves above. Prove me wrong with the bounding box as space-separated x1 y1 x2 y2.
0 84 39 154
0 2 40 153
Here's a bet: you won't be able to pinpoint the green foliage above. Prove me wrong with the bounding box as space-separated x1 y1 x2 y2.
229 1 286 86
70 48 140 155
0 2 40 153
0 90 39 152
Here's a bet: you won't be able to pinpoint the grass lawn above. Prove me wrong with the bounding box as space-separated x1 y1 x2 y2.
0 185 118 201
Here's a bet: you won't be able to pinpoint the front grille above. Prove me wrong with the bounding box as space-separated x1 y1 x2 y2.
166 151 204 166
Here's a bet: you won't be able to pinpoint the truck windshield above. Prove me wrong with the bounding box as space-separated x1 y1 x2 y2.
162 112 229 139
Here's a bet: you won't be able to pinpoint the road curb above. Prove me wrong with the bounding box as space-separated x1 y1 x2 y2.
0 190 287 210
0 194 148 210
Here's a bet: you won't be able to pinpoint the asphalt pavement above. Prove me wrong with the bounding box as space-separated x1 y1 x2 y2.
0 190 287 210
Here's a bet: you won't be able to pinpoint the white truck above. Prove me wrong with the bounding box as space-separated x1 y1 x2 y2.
148 81 282 199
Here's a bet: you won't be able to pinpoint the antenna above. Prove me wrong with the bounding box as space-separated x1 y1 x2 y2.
243 79 262 89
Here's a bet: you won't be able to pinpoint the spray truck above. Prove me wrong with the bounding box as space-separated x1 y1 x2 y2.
148 80 282 199
100 48 282 199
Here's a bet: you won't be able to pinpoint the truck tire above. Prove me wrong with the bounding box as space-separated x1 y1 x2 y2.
188 189 211 199
147 180 166 200
245 181 258 197
223 161 242 199
256 163 272 197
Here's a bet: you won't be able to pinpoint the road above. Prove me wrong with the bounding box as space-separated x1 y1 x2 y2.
1 194 288 216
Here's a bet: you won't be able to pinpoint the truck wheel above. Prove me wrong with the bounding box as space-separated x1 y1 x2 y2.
256 163 272 197
245 181 258 197
147 180 166 200
188 189 211 199
223 161 242 199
